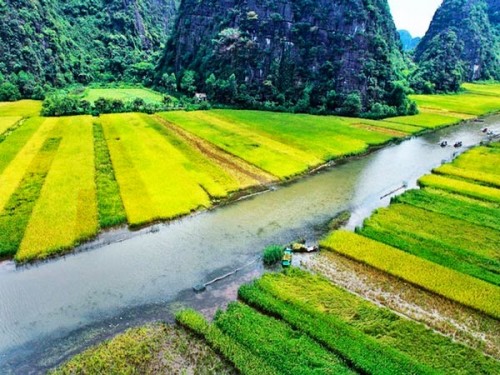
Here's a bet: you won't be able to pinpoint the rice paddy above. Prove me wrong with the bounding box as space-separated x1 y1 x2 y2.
320 142 500 318
0 82 498 261
83 88 165 104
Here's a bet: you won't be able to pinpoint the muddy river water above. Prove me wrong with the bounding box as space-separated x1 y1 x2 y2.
1 115 499 373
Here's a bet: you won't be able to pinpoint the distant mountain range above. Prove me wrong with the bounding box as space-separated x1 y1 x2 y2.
398 30 421 51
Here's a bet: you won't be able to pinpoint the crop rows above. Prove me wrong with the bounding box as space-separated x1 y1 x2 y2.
359 203 499 285
177 268 499 374
321 230 500 318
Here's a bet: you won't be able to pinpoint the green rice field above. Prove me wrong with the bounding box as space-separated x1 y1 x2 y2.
0 83 498 261
174 268 498 374
83 88 165 104
321 141 500 318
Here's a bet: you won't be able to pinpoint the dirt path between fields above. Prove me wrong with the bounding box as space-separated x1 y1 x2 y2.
154 115 275 185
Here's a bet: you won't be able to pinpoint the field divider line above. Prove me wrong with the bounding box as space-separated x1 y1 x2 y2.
153 114 276 184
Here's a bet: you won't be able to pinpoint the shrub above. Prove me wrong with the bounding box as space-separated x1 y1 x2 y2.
262 245 283 265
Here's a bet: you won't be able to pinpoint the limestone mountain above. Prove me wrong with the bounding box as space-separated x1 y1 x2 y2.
413 0 499 92
0 0 179 97
398 30 421 51
158 0 415 116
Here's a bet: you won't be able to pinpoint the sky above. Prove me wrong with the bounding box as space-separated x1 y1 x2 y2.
388 0 443 37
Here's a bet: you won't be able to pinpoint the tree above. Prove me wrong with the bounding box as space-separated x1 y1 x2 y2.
339 92 362 117
162 73 178 93
0 82 21 101
180 70 197 95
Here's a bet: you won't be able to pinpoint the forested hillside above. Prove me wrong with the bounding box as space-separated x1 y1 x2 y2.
0 0 178 99
398 30 421 51
413 0 500 93
158 0 416 117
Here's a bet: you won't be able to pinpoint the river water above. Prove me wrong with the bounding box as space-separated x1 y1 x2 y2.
1 116 499 373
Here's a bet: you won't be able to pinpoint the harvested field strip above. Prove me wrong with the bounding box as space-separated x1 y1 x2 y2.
0 116 22 136
356 118 424 133
210 110 393 160
239 283 435 375
0 100 42 117
0 118 56 213
418 174 500 203
51 323 235 375
393 189 500 231
17 117 98 261
383 112 461 129
143 115 241 197
160 111 319 179
350 123 408 137
0 136 61 257
321 230 500 318
101 113 210 226
93 122 127 228
214 302 354 374
245 270 500 374
153 115 274 186
177 310 280 375
434 164 500 188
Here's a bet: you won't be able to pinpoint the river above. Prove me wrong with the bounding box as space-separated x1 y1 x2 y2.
1 115 499 373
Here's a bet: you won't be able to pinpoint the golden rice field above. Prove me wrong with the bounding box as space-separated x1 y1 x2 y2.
321 141 500 318
0 83 498 261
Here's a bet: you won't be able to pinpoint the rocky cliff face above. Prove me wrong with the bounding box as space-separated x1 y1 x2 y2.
415 0 499 86
159 0 411 115
0 0 178 95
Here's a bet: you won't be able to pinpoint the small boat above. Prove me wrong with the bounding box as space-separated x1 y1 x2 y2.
454 141 463 148
440 141 448 147
482 128 488 133
282 248 293 267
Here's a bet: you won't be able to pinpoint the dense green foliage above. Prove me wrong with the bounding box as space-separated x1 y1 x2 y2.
159 0 417 117
0 0 178 98
412 0 500 93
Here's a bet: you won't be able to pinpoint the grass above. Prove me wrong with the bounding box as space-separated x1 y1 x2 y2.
359 203 500 285
16 116 99 261
242 269 499 374
262 245 283 265
0 116 22 136
0 100 42 117
393 189 500 231
213 302 354 374
418 174 500 203
434 164 500 188
0 136 61 257
177 309 280 375
83 88 165 104
440 145 500 177
93 122 127 228
321 230 500 319
52 323 235 375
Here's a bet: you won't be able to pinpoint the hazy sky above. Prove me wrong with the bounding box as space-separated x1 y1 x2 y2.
388 0 443 37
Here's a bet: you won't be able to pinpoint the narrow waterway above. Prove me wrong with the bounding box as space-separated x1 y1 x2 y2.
1 116 498 373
